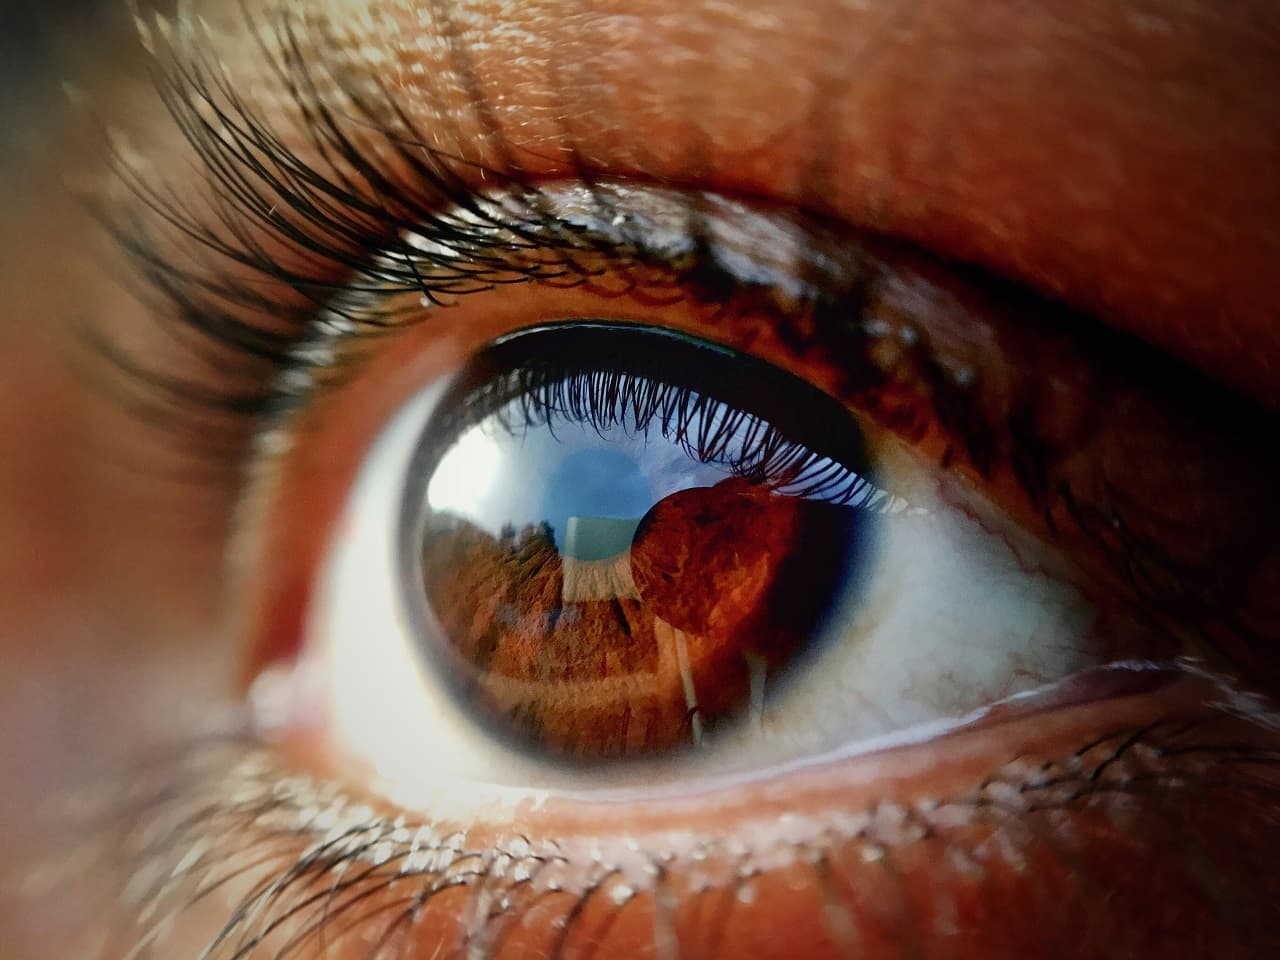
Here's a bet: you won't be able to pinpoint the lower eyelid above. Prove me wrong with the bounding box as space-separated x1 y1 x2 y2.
224 307 1277 948
70 309 1276 959
83 663 1280 960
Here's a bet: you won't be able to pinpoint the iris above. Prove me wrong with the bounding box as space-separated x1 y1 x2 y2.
405 323 879 759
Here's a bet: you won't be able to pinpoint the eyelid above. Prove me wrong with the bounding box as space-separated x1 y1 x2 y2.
109 4 1279 450
124 0 1280 405
225 188 1277 713
109 10 1280 699
72 659 1280 960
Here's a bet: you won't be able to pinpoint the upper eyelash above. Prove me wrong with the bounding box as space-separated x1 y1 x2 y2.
95 4 1278 676
97 7 680 425
97 5 903 479
98 4 1007 485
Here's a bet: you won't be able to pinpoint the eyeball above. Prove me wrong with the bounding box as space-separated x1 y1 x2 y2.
408 322 878 760
271 321 1113 803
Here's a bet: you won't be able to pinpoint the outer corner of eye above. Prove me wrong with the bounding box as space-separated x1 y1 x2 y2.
235 315 1179 824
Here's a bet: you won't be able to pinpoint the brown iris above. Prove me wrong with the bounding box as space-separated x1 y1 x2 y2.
408 323 873 760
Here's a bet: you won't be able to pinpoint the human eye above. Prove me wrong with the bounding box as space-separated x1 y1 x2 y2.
4 2 1280 959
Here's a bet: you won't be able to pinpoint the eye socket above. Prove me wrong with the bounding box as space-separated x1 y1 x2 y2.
405 322 877 761
216 179 1273 802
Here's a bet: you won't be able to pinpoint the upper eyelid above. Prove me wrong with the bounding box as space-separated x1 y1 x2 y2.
118 0 1280 407
111 10 1271 467
105 3 1280 674
106 4 1279 495
99 10 1072 435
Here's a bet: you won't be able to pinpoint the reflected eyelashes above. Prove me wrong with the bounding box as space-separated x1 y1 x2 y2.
422 322 878 506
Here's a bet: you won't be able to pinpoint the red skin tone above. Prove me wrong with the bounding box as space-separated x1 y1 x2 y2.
0 1 1277 958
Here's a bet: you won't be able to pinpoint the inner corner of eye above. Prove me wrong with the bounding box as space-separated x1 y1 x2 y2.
294 321 1111 790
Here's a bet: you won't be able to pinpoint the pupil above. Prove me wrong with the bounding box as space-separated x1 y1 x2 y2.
407 322 876 761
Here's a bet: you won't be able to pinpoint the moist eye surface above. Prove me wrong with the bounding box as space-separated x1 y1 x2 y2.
402 322 880 761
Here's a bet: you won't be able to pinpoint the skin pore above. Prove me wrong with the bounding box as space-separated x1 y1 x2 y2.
0 0 1277 957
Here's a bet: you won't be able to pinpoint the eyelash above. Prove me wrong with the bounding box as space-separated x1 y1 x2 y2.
97 1 1055 547
98 8 932 467
93 5 1280 686
68 703 1280 960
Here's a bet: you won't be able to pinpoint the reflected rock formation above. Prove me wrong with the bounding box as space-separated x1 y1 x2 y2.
421 478 859 759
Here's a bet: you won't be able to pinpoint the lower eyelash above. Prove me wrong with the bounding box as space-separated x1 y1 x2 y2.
50 667 1280 960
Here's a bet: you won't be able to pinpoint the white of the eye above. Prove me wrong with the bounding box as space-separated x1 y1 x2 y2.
700 442 1098 765
289 380 1105 803
298 382 557 817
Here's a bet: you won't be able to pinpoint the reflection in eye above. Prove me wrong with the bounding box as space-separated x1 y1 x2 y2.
415 322 876 759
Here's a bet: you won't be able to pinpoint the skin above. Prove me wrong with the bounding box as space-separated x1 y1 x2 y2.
0 0 1277 957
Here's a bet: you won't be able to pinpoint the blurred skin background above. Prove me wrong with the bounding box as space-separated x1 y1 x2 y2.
0 0 115 883
0 2 1278 958
0 2 235 952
